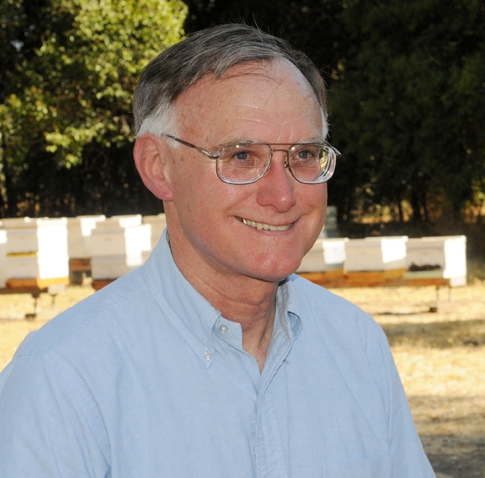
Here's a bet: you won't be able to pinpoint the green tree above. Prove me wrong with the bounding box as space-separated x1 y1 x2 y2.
0 0 187 216
185 0 485 224
330 0 485 222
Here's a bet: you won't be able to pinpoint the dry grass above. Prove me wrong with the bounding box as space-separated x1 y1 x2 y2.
0 286 94 370
1 282 484 477
331 282 485 477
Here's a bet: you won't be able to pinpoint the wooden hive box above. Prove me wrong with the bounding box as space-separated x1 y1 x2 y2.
67 215 106 258
90 215 151 258
405 236 467 279
2 217 69 287
297 238 347 273
345 236 408 272
2 217 68 255
91 254 143 281
321 205 338 238
90 215 151 281
6 254 69 281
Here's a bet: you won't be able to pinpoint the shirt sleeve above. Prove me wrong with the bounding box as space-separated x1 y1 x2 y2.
364 319 436 477
0 353 110 478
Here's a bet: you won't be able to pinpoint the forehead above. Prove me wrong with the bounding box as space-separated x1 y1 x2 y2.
172 59 324 143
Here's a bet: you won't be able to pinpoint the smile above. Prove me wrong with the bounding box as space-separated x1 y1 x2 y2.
239 217 293 231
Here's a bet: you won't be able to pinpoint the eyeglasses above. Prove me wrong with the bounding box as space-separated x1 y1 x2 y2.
161 134 340 185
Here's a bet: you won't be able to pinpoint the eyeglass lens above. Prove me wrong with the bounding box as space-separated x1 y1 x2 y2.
216 143 334 184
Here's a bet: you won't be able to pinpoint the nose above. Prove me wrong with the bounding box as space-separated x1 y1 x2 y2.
256 150 296 212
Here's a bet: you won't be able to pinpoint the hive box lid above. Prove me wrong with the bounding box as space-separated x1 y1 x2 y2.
102 214 142 228
67 215 106 236
1 217 67 229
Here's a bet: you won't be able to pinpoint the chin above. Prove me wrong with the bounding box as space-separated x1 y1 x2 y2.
250 260 300 283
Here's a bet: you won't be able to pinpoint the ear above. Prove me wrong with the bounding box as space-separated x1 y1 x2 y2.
133 135 173 201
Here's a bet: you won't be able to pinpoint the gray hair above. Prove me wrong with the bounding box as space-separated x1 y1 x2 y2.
133 24 328 138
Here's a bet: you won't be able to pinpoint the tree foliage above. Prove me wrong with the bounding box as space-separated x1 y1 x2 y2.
184 0 485 224
1 0 484 223
331 0 485 222
0 0 186 216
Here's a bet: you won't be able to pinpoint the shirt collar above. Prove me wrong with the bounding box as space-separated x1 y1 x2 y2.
142 230 302 365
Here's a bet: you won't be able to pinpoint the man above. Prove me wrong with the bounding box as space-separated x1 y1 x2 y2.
0 24 435 477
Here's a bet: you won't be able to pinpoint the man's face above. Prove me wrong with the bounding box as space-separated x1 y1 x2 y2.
163 59 328 283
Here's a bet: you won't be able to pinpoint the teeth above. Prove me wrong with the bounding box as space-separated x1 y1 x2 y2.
241 218 292 231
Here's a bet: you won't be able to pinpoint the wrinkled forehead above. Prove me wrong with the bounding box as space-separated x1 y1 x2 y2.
218 58 315 89
181 58 318 105
171 59 325 137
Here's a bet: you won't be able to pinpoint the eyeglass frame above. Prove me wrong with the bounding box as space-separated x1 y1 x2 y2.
160 133 340 185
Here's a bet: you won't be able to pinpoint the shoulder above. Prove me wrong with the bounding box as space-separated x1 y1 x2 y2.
10 267 152 366
289 273 390 360
290 273 376 325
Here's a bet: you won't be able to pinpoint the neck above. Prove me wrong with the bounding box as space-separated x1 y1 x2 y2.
169 231 280 372
192 270 278 371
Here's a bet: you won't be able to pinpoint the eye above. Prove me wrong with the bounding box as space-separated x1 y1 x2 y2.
291 145 320 163
296 149 315 160
234 151 251 161
221 144 263 168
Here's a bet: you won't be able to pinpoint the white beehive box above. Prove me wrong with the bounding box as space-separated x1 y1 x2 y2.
90 215 151 257
0 229 7 287
67 215 105 258
2 217 69 280
6 254 69 279
90 215 151 280
345 236 408 272
143 213 167 249
298 238 347 273
91 255 143 280
2 217 68 255
405 236 466 279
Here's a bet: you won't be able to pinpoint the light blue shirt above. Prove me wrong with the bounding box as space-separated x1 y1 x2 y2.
0 231 435 477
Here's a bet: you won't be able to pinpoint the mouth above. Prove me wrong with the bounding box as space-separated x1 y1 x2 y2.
238 217 293 231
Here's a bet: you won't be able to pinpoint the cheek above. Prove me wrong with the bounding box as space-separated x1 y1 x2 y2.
299 183 327 211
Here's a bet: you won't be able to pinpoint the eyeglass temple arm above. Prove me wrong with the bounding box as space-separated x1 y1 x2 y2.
162 134 219 159
329 144 341 157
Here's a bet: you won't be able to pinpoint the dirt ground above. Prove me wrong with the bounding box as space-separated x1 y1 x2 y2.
1 281 484 477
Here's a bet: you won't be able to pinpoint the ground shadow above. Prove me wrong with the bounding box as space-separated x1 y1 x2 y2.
422 434 485 478
380 318 485 348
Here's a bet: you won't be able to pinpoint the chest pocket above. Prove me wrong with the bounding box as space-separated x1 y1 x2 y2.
323 456 393 478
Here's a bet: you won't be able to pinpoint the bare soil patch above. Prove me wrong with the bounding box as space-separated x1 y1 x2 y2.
1 282 484 477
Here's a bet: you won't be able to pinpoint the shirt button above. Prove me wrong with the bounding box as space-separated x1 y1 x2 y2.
204 351 212 361
219 325 228 335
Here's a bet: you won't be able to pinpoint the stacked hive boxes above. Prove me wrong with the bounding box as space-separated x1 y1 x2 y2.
405 236 467 281
1 217 69 287
90 215 151 281
0 225 6 287
67 215 106 259
345 236 408 272
297 238 347 273
321 206 338 238
142 214 167 260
